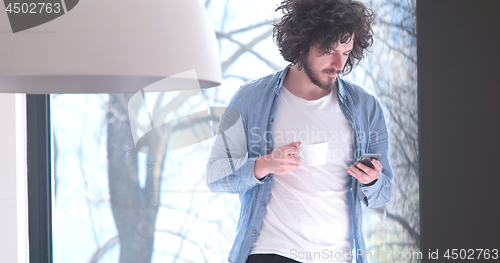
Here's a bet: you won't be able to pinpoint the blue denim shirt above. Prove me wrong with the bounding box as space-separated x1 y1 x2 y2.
206 66 394 263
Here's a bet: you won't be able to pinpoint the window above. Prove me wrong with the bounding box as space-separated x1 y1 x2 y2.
28 1 419 262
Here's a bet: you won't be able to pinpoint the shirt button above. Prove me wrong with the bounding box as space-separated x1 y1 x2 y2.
270 117 274 122
252 230 257 234
268 176 272 180
262 202 266 206
363 190 368 193
268 147 272 152
256 183 259 186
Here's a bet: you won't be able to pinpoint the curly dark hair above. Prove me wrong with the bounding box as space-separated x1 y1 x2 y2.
273 0 375 74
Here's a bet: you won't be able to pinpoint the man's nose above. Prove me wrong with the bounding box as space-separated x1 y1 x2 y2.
330 53 344 71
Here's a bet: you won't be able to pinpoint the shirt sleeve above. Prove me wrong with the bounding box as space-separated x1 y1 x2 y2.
205 94 264 194
356 98 394 208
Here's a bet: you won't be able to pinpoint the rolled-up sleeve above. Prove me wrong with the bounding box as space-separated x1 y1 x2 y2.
206 93 264 194
357 98 394 208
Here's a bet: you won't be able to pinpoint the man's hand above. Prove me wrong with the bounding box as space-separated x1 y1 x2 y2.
347 159 383 185
254 141 302 179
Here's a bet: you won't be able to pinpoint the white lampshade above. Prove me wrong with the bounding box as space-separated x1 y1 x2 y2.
0 0 221 93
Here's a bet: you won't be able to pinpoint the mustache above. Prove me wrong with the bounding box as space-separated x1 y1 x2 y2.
323 68 342 74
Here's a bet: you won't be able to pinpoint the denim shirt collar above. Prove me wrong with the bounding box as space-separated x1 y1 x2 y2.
275 64 348 104
274 65 289 95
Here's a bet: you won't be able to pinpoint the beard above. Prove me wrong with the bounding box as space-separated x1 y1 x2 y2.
302 58 341 91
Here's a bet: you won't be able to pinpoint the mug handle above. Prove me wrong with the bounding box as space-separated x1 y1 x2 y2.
293 145 305 161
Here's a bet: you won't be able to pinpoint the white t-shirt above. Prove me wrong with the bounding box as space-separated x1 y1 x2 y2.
250 86 354 263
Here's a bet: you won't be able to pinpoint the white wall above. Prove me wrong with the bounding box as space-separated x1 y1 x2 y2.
0 93 28 263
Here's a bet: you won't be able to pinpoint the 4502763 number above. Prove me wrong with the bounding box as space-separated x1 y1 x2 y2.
5 3 62 14
443 249 498 260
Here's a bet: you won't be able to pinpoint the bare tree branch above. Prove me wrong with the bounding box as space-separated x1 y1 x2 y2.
373 208 420 247
368 242 418 250
154 90 201 125
160 203 222 225
376 18 416 37
224 74 251 83
226 20 275 35
374 34 417 65
76 97 100 247
217 29 280 71
154 229 209 263
171 192 222 263
88 235 120 263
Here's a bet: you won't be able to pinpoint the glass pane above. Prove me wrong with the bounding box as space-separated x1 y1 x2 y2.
51 0 418 262
356 1 420 262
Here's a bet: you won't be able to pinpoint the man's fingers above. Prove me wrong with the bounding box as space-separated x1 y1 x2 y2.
348 165 368 181
286 155 302 164
284 146 299 155
371 159 383 172
348 163 378 184
348 164 363 176
288 141 301 148
354 162 372 174
355 161 380 177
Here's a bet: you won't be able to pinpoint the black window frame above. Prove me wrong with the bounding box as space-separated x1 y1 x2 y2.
26 94 52 263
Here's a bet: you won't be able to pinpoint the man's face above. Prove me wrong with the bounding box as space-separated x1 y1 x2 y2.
302 38 354 91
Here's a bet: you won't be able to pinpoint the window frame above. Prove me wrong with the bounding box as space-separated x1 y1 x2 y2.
26 94 52 263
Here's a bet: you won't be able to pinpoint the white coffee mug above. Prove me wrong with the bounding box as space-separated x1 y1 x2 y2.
298 141 329 166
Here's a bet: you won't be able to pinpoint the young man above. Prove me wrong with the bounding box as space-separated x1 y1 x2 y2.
206 0 394 262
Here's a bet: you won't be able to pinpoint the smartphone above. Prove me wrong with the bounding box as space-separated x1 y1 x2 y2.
356 153 381 169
